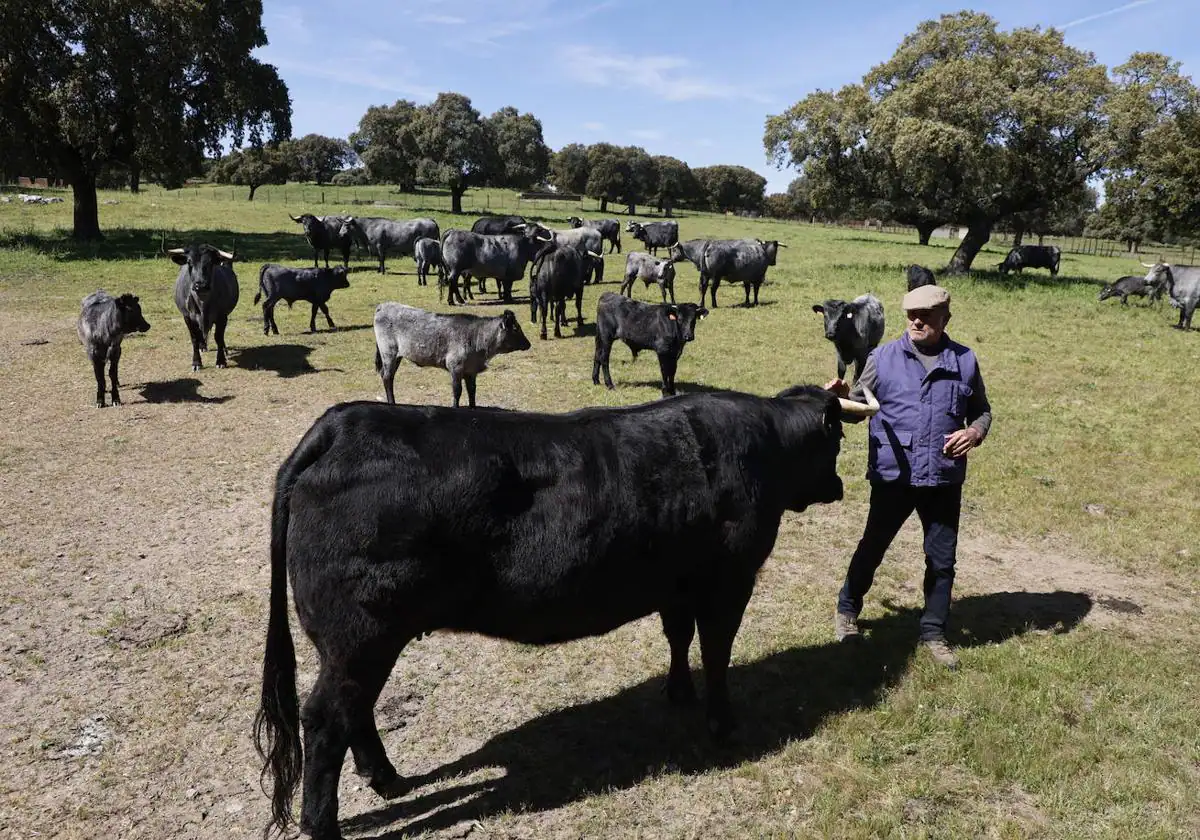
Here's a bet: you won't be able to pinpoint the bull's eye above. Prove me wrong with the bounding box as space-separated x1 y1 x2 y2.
845 312 854 319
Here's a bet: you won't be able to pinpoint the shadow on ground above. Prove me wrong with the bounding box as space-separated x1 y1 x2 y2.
345 590 1092 838
137 378 234 404
230 344 321 377
625 379 727 395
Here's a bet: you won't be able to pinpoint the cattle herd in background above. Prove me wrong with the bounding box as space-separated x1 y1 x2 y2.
76 214 1200 408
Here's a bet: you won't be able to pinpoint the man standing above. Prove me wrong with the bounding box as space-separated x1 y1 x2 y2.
825 284 991 669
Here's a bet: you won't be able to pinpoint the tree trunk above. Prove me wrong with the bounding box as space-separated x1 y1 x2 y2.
71 171 102 241
450 186 464 214
1012 224 1025 247
664 200 674 218
129 162 140 194
1037 233 1045 245
599 197 608 213
946 219 994 274
627 202 636 216
916 221 935 245
248 184 258 200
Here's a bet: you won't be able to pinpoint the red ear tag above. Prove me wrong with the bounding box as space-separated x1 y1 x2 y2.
669 313 677 320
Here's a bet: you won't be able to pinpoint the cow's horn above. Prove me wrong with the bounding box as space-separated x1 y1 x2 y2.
588 250 602 258
512 223 527 229
1141 262 1156 267
217 247 235 261
289 214 301 222
838 382 880 418
776 243 789 248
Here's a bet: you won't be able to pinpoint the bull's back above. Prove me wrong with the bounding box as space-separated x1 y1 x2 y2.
286 399 755 643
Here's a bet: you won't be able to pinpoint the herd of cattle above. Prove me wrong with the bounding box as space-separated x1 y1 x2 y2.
62 213 1200 840
75 219 1198 410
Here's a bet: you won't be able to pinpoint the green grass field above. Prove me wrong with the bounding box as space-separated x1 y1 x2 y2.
1 183 1197 839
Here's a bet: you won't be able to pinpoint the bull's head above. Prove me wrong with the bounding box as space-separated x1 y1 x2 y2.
115 294 152 334
756 239 785 265
812 299 860 343
164 241 235 301
1141 261 1173 293
666 303 708 342
567 216 584 228
659 259 677 283
667 242 686 263
625 221 643 234
323 266 351 290
337 216 359 240
498 309 533 353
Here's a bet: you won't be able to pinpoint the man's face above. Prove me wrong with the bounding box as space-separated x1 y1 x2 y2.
906 306 950 346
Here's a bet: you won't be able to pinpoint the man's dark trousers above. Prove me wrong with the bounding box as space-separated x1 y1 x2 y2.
837 480 963 640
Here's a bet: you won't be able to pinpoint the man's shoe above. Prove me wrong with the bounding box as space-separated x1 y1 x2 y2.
834 611 860 642
923 638 959 669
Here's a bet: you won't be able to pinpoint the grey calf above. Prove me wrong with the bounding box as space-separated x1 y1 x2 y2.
254 264 350 334
1142 262 1200 329
812 294 885 383
413 237 444 287
567 216 621 253
340 216 439 274
621 251 677 303
374 303 532 406
77 290 151 407
700 238 785 307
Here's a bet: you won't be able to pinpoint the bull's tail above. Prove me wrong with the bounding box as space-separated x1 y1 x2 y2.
375 345 383 374
254 421 334 837
253 264 268 305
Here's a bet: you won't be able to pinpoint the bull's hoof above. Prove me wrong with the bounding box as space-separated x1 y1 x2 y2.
370 773 411 801
216 361 227 369
111 395 122 406
192 364 202 372
95 400 106 409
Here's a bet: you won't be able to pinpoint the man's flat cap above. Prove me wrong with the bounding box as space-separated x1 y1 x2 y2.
902 284 951 310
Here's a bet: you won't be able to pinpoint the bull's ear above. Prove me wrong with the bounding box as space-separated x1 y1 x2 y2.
812 304 824 314
666 305 679 321
698 307 709 320
169 253 188 266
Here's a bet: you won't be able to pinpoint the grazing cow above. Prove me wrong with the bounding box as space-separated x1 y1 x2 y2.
253 264 350 335
413 237 444 287
1098 275 1151 306
626 220 680 256
471 214 527 235
289 214 351 269
998 244 1061 276
339 216 440 274
812 294 886 383
528 242 601 339
167 243 240 371
621 251 677 303
567 216 621 253
76 290 151 407
441 228 551 305
668 238 711 272
699 238 786 307
906 264 936 291
1142 262 1200 329
373 303 532 406
593 292 708 396
254 383 879 840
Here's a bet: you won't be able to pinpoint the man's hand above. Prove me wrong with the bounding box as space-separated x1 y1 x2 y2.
825 378 849 398
943 427 982 457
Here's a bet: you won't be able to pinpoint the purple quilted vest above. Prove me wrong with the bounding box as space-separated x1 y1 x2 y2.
866 333 979 486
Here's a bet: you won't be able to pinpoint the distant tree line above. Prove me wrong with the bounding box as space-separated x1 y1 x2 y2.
763 11 1200 272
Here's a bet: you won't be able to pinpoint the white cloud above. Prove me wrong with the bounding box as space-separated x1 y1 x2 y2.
261 52 436 102
417 14 467 25
1061 0 1157 30
629 128 664 141
583 121 605 131
365 39 397 54
558 44 770 104
264 6 311 46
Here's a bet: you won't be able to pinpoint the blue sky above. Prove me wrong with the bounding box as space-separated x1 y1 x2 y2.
255 0 1198 193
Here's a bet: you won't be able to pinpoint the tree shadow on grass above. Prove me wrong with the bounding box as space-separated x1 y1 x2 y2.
230 344 321 378
136 378 234 404
969 268 1107 291
344 590 1091 839
625 379 728 395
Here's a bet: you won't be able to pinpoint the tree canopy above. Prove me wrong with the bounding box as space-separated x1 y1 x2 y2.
484 106 550 190
549 143 590 195
693 165 767 214
211 145 291 200
0 0 291 239
766 11 1110 271
290 134 354 185
349 99 420 189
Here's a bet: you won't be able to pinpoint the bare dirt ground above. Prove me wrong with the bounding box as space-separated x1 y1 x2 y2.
1 308 1195 840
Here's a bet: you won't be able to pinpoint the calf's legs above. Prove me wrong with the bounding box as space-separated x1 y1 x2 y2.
90 347 108 407
656 351 678 397
379 354 401 404
184 318 205 371
593 334 615 389
659 605 697 705
107 344 123 406
695 577 754 740
214 315 230 368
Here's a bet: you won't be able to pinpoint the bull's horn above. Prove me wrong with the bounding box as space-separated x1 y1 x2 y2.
838 382 880 418
776 243 789 248
1141 262 1156 267
512 223 527 229
217 247 235 261
588 250 602 258
289 214 301 222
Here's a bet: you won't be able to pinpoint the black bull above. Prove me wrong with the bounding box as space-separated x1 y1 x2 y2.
255 388 849 839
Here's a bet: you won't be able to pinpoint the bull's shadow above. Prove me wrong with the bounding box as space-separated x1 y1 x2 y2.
347 590 1092 838
231 343 320 378
626 379 726 395
136 378 234 404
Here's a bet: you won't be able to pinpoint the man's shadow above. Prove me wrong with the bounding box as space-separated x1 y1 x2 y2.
346 590 1092 838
